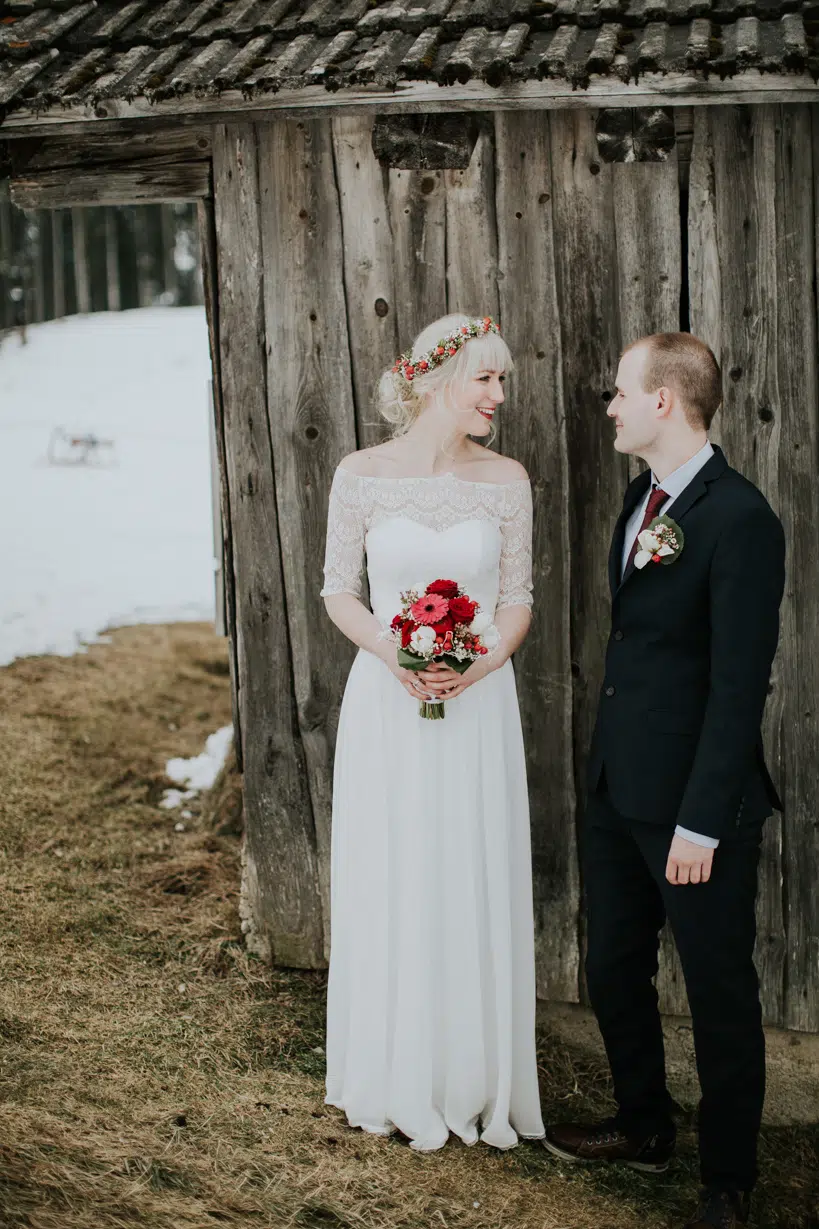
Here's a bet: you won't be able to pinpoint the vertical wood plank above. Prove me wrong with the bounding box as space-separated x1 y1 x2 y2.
386 167 446 352
775 105 819 1031
688 109 721 375
212 123 324 967
445 126 501 450
444 126 499 320
550 109 627 812
258 117 359 960
613 152 689 1015
708 106 784 1027
550 109 627 1004
197 194 242 768
699 103 819 1029
495 112 579 1002
332 116 398 449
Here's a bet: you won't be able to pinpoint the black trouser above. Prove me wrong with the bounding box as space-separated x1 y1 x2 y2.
583 785 766 1192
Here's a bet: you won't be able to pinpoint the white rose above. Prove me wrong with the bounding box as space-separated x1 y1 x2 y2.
469 610 492 635
637 529 661 553
480 625 501 651
410 626 436 655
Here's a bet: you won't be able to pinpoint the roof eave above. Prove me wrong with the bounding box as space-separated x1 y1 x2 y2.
3 70 818 137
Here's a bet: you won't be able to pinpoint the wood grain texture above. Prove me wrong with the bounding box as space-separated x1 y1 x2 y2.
774 104 819 1031
5 74 819 140
445 124 501 448
687 108 721 378
197 195 242 769
258 117 359 961
212 123 323 967
7 127 213 175
386 166 447 353
704 104 804 1028
549 109 627 814
550 109 627 1005
10 160 211 209
331 115 398 449
612 151 689 1014
495 111 579 1002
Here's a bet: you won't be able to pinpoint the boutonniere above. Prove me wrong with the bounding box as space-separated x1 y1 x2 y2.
634 515 685 570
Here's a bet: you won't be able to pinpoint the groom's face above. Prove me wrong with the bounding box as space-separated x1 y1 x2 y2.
608 346 661 457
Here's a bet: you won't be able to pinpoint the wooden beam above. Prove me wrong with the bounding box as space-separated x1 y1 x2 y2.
5 127 212 174
2 74 819 139
9 159 211 210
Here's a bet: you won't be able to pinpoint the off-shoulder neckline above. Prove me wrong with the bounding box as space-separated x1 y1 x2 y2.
336 466 529 490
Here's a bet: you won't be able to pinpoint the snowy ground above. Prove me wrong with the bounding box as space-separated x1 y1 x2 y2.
0 308 216 665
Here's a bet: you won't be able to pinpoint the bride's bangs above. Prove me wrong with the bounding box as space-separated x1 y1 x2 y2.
458 330 513 383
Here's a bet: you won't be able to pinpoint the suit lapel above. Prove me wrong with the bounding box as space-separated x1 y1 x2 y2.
609 470 650 598
612 446 728 598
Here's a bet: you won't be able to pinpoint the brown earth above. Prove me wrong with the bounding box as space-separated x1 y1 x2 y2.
0 623 816 1229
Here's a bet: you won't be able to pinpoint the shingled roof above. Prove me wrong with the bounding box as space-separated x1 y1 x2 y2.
1 0 817 122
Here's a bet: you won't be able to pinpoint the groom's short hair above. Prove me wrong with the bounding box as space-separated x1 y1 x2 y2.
627 333 722 430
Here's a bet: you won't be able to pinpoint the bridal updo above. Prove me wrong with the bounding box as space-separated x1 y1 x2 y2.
376 313 513 438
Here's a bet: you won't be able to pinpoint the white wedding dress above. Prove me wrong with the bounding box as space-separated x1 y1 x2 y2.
320 466 544 1152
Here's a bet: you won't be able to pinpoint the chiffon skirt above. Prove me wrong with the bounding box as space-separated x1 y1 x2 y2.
325 648 545 1152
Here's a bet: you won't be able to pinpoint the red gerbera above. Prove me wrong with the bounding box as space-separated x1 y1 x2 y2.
410 594 449 625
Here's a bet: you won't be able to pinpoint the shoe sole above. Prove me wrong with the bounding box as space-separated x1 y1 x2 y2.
541 1136 671 1174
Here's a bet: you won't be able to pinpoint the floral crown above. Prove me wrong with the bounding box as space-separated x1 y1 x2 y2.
391 316 501 383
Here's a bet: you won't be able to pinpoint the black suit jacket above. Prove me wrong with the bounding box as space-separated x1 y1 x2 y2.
587 446 786 841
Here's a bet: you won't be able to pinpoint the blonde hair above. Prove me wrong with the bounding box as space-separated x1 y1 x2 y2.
376 313 513 438
625 332 722 430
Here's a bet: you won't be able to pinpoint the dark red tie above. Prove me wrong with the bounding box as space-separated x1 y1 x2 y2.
625 486 669 573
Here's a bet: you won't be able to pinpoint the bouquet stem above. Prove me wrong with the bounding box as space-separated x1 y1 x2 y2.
419 699 446 720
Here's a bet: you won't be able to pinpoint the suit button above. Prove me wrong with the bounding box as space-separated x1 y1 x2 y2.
605 685 616 697
614 630 624 641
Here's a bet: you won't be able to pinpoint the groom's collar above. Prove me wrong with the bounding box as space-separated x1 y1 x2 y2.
663 443 727 522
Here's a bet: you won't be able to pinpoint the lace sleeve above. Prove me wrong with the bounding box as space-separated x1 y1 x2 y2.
496 480 534 611
320 467 368 599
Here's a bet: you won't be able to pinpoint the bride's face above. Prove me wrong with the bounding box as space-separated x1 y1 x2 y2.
445 369 506 437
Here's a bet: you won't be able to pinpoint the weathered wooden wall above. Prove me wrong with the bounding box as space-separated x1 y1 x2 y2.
211 105 819 1030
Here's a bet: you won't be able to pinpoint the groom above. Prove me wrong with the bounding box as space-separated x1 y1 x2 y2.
544 333 785 1229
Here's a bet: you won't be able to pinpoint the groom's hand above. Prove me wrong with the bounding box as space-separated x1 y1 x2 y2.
665 834 714 885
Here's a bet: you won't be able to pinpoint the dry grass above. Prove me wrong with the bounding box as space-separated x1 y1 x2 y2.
0 623 815 1229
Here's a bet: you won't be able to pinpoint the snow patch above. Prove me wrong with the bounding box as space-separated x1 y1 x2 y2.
0 308 216 665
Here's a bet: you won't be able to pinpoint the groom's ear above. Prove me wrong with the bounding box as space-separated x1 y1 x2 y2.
656 385 674 419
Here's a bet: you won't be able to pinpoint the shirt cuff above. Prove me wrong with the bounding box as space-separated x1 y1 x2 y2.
675 825 719 849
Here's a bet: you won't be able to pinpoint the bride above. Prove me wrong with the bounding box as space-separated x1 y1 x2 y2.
320 313 544 1152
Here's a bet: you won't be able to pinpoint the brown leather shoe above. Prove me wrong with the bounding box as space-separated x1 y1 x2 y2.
542 1118 675 1173
682 1188 750 1228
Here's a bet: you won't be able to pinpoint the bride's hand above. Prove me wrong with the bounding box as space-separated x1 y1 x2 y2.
417 658 492 701
377 645 436 702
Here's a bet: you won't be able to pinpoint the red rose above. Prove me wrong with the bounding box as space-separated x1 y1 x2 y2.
432 615 454 636
449 596 477 624
390 613 403 630
427 579 459 599
401 622 414 648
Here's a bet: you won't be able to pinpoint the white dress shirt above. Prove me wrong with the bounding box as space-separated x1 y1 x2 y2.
621 440 719 850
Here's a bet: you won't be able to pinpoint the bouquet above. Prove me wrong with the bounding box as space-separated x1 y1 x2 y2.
383 578 500 720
